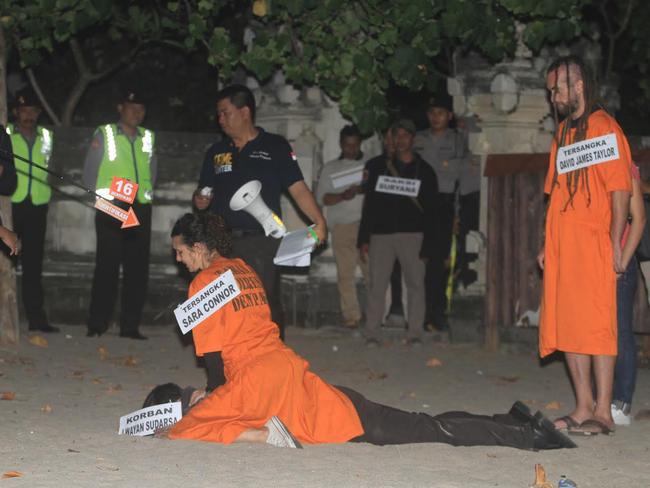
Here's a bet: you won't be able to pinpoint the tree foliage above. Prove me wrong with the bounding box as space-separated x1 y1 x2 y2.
187 0 589 132
1 1 650 131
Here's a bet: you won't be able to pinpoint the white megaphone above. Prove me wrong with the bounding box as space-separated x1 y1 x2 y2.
229 180 287 238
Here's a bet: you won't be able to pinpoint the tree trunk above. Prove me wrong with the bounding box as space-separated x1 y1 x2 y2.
61 74 90 127
0 27 20 346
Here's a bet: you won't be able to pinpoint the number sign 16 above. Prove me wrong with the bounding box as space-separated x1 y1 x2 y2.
109 177 139 204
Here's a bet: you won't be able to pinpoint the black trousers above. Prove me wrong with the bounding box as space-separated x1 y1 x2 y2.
87 202 151 334
457 191 480 287
231 232 284 339
12 200 49 328
425 193 455 324
338 386 533 449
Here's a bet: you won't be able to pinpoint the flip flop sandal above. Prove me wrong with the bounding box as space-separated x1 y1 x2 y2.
553 415 580 431
568 418 615 437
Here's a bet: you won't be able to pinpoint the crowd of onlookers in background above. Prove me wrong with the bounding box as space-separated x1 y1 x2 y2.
316 93 481 346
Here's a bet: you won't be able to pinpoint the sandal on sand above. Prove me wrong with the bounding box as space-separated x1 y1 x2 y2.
569 418 615 437
553 415 580 431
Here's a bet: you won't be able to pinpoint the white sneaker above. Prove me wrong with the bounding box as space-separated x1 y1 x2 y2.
265 416 303 448
611 402 632 426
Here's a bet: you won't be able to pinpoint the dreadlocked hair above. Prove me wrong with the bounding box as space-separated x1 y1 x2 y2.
171 212 233 257
547 55 602 211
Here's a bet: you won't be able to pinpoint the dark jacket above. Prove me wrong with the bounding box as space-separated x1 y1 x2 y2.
358 152 439 258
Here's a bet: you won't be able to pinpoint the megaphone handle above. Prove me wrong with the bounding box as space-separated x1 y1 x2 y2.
307 227 320 244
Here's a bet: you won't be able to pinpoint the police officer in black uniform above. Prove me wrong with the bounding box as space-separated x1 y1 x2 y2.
194 85 327 340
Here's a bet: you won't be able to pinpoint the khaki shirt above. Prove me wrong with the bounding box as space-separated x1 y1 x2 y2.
414 128 466 194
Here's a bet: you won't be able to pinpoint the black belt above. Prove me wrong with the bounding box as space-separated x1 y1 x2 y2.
231 228 264 238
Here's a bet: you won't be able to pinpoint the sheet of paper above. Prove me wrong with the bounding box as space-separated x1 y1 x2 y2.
273 227 317 267
330 165 364 189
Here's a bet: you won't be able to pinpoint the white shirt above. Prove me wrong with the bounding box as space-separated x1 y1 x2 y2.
316 157 365 226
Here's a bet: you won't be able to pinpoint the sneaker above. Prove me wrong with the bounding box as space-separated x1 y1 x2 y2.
611 401 632 426
265 416 302 448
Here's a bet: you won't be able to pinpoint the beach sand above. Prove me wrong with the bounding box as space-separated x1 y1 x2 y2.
1 325 648 487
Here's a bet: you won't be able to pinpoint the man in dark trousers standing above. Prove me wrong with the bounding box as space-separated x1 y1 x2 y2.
8 90 57 332
358 119 438 346
194 84 326 339
414 94 468 331
83 91 157 340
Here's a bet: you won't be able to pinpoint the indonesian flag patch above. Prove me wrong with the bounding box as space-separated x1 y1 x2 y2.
290 152 298 161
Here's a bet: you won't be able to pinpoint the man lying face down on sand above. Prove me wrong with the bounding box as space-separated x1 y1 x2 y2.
143 382 575 451
156 213 576 450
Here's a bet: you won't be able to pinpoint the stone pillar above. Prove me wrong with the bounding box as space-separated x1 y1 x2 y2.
448 52 553 296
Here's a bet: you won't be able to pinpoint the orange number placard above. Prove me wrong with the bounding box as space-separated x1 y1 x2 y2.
110 176 139 204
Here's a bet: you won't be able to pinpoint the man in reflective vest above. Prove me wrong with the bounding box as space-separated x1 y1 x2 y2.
9 89 57 333
82 91 157 340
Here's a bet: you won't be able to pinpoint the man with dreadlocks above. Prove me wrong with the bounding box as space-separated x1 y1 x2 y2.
538 56 632 435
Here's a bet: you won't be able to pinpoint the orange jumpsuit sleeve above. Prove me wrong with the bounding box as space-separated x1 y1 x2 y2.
591 113 632 193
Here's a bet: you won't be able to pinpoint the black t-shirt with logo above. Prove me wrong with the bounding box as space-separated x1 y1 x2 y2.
198 129 304 231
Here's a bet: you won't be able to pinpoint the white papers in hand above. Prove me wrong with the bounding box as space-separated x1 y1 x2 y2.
273 227 317 267
330 165 364 189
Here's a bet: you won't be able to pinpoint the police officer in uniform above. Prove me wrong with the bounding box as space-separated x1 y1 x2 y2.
194 84 327 340
83 91 157 339
8 90 57 332
414 94 468 331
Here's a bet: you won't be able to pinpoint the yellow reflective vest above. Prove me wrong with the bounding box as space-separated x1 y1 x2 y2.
7 124 53 205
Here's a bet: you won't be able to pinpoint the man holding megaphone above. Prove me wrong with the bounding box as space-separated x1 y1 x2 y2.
193 85 327 339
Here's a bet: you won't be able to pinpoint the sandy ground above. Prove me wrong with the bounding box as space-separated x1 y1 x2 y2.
1 324 649 488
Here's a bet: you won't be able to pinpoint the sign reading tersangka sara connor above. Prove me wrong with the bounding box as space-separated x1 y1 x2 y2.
173 269 241 335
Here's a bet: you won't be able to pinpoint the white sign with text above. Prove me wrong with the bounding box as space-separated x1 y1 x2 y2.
174 270 241 335
556 133 619 175
375 175 421 197
118 402 182 436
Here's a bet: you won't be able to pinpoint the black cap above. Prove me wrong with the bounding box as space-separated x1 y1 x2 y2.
14 89 40 109
390 118 417 136
427 93 453 112
121 90 147 106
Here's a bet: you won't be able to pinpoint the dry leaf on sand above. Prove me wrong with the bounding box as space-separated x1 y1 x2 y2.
106 384 123 394
544 401 562 411
97 346 109 360
529 463 554 488
425 358 443 368
41 404 53 413
2 471 23 478
28 335 48 348
1 391 16 401
122 356 139 367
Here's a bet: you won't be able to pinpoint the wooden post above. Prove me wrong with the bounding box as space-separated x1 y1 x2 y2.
485 176 501 351
0 27 19 346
